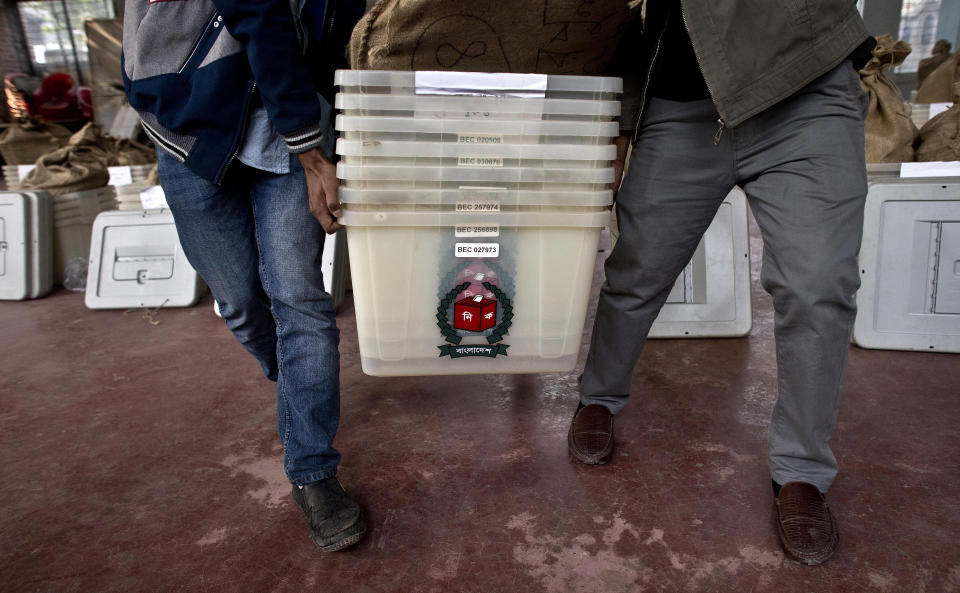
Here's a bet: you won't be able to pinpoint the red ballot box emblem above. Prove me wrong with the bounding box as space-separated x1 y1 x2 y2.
453 295 497 332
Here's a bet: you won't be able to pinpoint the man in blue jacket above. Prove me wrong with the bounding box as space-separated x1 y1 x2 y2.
122 0 365 552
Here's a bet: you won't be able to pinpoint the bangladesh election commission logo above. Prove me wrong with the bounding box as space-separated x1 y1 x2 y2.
437 263 512 359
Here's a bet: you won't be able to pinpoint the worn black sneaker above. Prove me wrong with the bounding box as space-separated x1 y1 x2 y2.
292 477 366 552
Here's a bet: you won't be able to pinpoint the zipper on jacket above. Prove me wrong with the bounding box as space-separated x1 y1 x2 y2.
631 12 668 145
323 0 337 41
680 1 726 142
179 13 219 74
216 81 257 185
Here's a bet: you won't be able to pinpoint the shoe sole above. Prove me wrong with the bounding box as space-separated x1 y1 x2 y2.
314 519 367 552
293 488 367 553
567 422 613 465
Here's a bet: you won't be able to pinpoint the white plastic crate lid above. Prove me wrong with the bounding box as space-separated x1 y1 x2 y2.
85 209 201 309
337 163 613 184
335 70 622 93
340 208 609 228
336 139 616 160
335 94 620 117
853 177 960 352
0 192 30 300
339 187 612 208
335 115 619 137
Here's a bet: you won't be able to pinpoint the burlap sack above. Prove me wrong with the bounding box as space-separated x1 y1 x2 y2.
860 35 917 163
350 0 633 74
915 82 960 162
21 123 111 196
0 118 72 165
113 138 157 166
917 40 951 88
916 51 960 103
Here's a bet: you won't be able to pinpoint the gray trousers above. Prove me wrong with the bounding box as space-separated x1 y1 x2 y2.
580 61 869 492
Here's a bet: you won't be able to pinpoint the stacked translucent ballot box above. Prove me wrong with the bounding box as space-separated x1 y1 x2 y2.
334 70 622 376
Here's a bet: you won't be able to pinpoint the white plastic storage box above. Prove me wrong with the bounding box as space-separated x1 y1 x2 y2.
339 187 613 210
341 208 609 376
0 191 54 299
649 188 752 337
336 93 620 121
0 191 53 300
336 115 619 146
336 139 616 168
337 162 613 191
853 177 960 353
85 209 203 309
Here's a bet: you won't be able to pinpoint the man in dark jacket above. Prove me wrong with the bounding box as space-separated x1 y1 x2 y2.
568 0 874 565
122 0 366 552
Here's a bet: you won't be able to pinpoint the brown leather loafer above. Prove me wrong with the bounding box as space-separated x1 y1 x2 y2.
567 403 614 465
775 481 839 565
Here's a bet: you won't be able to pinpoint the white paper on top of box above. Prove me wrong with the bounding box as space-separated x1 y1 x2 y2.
108 166 134 186
900 161 960 178
415 71 548 98
85 209 202 309
139 185 169 210
334 70 623 94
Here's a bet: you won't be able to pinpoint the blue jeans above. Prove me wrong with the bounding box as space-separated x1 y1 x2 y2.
157 151 340 485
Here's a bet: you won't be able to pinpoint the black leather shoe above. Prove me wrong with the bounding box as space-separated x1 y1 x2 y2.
292 477 366 552
775 481 839 565
567 403 614 465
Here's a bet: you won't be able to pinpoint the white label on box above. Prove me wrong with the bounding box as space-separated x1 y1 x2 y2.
140 185 169 209
415 71 547 98
458 156 503 167
900 161 960 178
108 166 133 186
455 200 501 212
455 224 500 237
455 242 500 258
929 102 952 119
458 133 503 145
17 165 35 181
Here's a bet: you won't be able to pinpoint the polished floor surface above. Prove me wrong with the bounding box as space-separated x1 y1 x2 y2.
1 226 958 593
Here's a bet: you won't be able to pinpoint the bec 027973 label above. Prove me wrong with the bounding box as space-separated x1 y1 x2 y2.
455 242 500 258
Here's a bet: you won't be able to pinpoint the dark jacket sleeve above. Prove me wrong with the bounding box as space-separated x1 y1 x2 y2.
212 0 327 153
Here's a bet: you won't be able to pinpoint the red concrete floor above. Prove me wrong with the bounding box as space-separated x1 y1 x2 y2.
1 225 959 593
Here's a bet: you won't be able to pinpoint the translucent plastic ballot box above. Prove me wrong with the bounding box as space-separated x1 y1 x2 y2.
85 210 203 309
853 176 960 353
341 208 609 376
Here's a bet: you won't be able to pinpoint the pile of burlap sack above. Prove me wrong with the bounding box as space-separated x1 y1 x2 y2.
0 119 155 196
861 35 960 163
349 0 634 74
